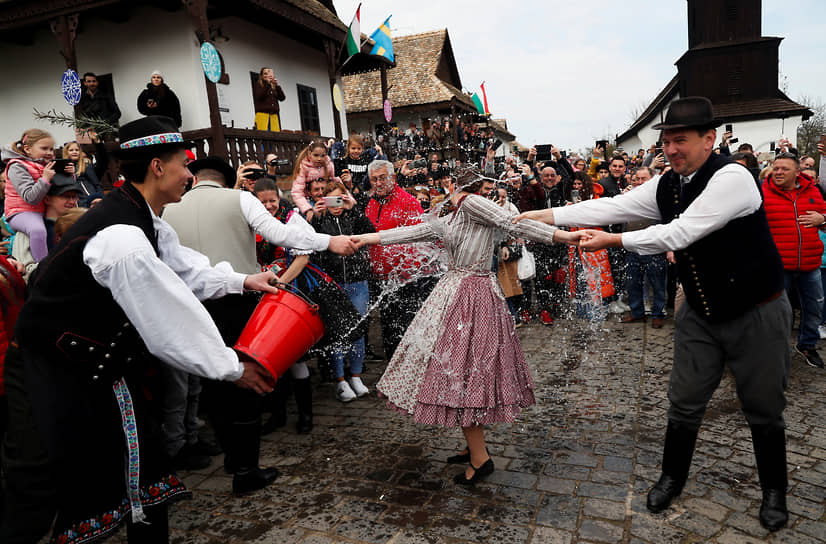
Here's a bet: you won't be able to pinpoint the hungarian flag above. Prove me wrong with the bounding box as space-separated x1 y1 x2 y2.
471 93 485 115
480 82 491 116
345 4 362 58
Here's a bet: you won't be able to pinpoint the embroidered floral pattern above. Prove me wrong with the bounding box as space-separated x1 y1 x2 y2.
113 378 144 523
119 132 183 149
50 475 188 544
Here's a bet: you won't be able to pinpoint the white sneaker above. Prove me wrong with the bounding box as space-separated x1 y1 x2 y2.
336 381 356 402
607 301 624 314
819 324 826 339
349 376 369 397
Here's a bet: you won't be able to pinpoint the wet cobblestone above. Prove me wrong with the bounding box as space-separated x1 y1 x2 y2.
106 315 825 543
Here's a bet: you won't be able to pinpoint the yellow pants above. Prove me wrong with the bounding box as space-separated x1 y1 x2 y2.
255 112 281 131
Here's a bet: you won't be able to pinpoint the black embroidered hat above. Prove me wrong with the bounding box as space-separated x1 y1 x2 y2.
114 116 191 158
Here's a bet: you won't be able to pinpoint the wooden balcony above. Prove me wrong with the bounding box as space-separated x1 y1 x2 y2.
182 127 333 177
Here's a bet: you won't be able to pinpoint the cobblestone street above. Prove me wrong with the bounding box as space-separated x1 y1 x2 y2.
155 316 825 544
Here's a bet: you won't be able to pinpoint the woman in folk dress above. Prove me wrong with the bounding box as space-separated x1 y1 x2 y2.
354 171 584 484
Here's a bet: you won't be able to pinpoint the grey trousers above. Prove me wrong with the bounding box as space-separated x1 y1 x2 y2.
160 365 201 457
668 293 791 428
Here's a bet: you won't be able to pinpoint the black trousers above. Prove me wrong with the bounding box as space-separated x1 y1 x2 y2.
200 294 265 465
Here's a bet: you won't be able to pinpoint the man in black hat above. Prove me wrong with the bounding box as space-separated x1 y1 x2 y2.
515 97 792 531
162 155 357 492
1 116 284 543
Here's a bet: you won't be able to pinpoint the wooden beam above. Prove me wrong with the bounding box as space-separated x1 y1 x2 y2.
49 13 78 70
183 0 227 159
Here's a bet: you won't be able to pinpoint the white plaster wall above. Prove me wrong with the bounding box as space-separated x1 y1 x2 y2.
0 6 205 145
75 7 207 131
0 26 77 144
0 6 349 146
211 16 346 136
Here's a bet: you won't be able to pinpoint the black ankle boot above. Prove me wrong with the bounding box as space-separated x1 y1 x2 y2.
293 377 313 434
233 467 280 494
227 418 279 494
647 420 699 513
751 423 788 531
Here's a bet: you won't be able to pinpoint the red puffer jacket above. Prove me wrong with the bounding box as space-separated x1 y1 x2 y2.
365 184 425 280
762 172 826 272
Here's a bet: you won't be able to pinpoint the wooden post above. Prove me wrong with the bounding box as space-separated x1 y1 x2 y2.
380 65 389 103
183 0 227 159
50 14 79 71
324 40 343 139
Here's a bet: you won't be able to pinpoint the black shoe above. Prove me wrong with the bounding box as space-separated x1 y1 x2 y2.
296 413 313 434
170 444 211 471
232 467 280 494
646 474 685 512
759 489 788 531
447 446 488 464
453 458 494 486
795 345 825 368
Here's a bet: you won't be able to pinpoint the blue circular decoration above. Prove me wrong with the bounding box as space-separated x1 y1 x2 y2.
200 42 222 83
61 69 82 106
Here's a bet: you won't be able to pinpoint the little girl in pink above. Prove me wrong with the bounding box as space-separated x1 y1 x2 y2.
290 141 340 215
2 129 74 262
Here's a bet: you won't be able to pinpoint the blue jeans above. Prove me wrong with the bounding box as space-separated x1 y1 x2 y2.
821 268 826 324
625 252 667 319
332 281 369 379
784 269 824 349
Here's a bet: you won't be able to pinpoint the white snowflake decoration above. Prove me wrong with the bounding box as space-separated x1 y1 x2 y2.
61 69 82 106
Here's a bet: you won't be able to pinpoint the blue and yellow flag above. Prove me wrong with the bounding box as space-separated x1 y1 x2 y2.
369 16 394 62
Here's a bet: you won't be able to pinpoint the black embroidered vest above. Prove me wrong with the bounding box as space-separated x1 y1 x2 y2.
655 153 783 322
15 182 160 376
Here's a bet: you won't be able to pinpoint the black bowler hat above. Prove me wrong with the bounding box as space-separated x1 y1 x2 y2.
115 116 191 158
48 173 84 196
187 155 237 188
652 97 721 131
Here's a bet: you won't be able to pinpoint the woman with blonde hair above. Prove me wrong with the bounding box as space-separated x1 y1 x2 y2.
253 67 286 131
62 140 106 206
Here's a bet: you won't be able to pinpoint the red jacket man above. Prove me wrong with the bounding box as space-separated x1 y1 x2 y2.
762 162 826 272
363 160 429 359
761 152 826 369
365 165 424 281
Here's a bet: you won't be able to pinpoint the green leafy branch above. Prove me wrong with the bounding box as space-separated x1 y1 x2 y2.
32 108 119 138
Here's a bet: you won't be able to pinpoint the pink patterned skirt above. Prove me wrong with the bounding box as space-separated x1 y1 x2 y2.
376 270 536 427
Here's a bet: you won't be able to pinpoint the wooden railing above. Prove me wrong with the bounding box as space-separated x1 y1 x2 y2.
182 127 332 176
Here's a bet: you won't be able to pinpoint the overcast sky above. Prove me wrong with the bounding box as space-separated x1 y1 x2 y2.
332 0 826 152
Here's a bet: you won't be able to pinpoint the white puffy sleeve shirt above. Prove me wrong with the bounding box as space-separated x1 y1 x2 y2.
552 164 762 255
82 211 247 381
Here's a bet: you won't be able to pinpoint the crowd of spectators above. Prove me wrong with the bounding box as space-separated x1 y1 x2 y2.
1 112 825 539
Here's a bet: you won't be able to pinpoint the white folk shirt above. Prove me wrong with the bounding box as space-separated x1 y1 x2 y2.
83 209 249 381
552 163 762 255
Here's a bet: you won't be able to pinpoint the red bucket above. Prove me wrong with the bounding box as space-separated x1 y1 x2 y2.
234 284 325 379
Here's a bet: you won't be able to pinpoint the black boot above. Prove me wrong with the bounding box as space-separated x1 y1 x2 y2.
260 378 289 435
230 418 279 494
293 377 313 434
751 423 788 531
647 419 699 513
